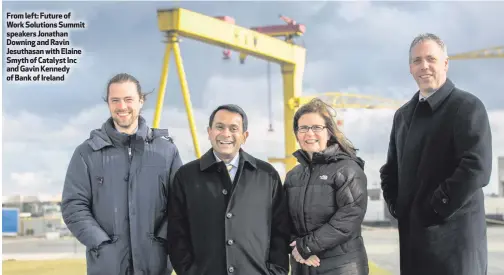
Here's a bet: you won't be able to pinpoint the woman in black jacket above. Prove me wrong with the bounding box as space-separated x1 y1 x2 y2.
285 98 369 275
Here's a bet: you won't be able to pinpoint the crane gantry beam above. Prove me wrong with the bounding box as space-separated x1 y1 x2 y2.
268 93 405 165
449 46 504 60
156 8 306 64
289 92 406 110
154 8 306 171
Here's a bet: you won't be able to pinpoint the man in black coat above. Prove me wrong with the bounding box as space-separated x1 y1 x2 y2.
167 104 290 275
380 33 492 275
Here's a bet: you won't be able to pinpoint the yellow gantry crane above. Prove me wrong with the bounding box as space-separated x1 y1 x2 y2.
449 46 504 60
289 92 405 110
153 8 306 171
153 8 404 172
289 92 405 128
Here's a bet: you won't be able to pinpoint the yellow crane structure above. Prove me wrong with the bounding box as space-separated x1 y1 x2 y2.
449 46 504 60
152 7 404 172
287 92 405 128
153 8 306 171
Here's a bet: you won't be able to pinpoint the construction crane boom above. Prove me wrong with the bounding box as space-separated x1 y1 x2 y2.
449 46 504 60
289 92 405 110
156 8 305 64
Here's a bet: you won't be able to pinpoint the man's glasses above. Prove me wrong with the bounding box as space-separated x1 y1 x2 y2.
297 125 327 133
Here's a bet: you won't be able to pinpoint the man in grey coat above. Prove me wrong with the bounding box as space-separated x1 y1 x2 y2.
61 73 183 275
380 33 492 275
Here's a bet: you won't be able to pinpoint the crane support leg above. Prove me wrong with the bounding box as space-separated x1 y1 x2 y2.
281 63 303 172
153 36 173 128
153 32 202 158
172 34 202 158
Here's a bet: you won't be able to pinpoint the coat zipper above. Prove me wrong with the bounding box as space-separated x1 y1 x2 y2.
126 136 133 270
128 135 132 163
301 165 315 234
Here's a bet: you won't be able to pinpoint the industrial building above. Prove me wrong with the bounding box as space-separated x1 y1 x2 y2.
2 195 64 237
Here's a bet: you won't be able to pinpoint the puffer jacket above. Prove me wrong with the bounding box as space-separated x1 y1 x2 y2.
61 116 182 275
284 144 369 275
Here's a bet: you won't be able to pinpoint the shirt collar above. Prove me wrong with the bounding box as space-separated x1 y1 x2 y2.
416 78 455 112
419 90 435 101
213 151 240 168
200 148 257 171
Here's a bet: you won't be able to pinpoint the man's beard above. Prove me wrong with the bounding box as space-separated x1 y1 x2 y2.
113 113 137 129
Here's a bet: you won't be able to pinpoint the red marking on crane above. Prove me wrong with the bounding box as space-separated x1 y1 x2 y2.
214 16 235 24
280 15 296 25
251 24 306 35
222 49 231 59
250 15 305 37
214 16 235 60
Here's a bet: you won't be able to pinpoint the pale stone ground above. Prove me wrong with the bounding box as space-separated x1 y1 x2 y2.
361 226 504 275
3 227 504 275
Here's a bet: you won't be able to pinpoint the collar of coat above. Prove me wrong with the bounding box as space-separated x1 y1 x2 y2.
397 78 455 129
199 147 257 171
86 115 170 151
409 78 455 112
292 143 365 169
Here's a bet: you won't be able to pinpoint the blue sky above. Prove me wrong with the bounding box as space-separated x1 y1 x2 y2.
3 1 504 197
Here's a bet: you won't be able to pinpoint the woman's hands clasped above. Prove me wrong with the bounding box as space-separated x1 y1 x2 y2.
289 241 320 267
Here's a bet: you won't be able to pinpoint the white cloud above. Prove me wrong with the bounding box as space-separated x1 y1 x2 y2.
337 1 372 22
3 1 504 200
3 90 503 197
295 1 330 18
329 1 504 51
10 172 51 187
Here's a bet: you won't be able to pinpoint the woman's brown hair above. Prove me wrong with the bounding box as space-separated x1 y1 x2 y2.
293 98 357 156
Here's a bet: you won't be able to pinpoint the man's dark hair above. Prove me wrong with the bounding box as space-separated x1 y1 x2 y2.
103 73 152 102
208 104 248 132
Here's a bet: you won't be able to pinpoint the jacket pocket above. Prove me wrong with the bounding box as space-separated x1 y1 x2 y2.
90 176 105 209
90 175 116 236
158 174 168 211
87 235 119 274
413 180 443 227
153 174 168 233
147 233 169 273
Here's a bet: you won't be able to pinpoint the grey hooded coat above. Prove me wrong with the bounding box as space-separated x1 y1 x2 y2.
61 116 183 275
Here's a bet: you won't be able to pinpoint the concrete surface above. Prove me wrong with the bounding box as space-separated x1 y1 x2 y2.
361 226 504 275
3 227 504 275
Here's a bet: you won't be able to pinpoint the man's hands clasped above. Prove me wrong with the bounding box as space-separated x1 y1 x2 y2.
290 241 320 267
